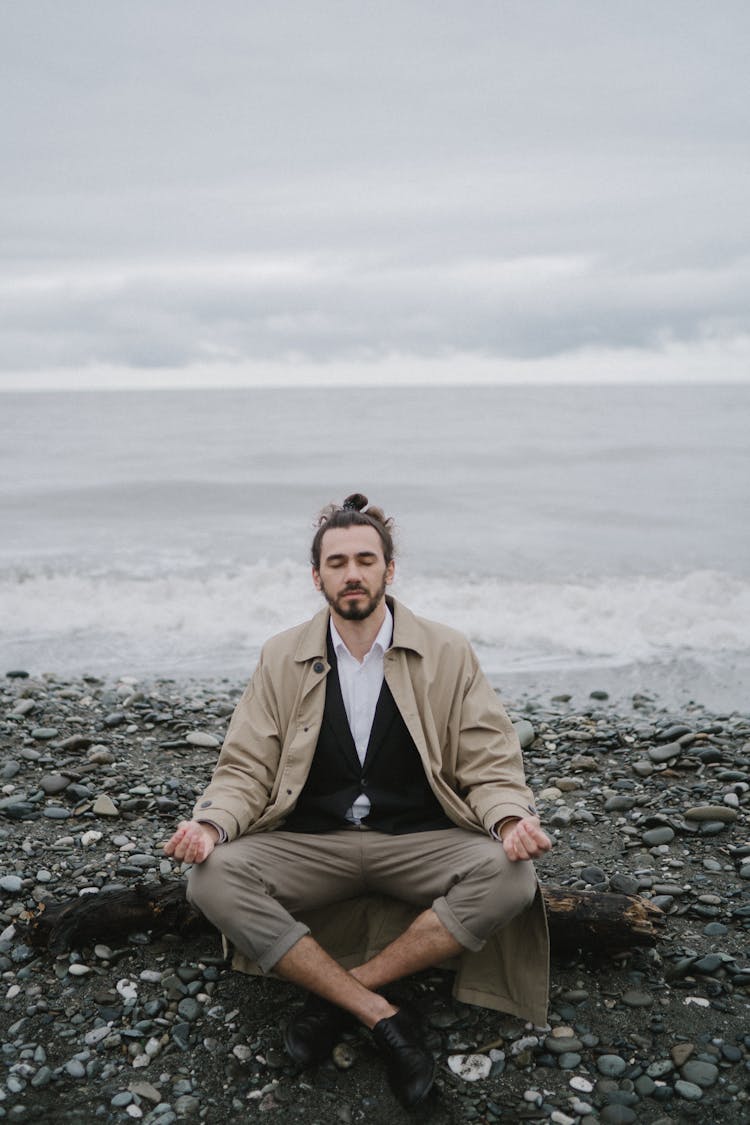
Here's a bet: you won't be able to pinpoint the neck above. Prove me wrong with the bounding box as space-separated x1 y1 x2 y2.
331 599 387 663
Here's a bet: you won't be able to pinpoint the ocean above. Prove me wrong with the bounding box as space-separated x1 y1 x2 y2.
1 383 748 711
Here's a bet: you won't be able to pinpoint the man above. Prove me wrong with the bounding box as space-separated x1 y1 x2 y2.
165 494 551 1107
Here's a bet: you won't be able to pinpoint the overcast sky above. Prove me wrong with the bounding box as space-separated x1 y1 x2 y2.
2 1 749 389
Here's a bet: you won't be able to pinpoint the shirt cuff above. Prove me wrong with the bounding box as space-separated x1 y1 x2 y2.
197 819 227 844
490 816 520 841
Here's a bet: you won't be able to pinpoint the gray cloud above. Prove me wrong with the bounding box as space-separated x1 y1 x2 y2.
1 1 749 383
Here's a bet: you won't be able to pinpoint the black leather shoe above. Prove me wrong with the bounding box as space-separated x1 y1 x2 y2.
283 993 355 1067
371 1008 435 1107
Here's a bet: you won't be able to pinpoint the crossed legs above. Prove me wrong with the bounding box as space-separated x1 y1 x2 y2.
187 826 535 1021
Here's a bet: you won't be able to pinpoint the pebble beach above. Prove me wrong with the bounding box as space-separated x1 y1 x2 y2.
1 671 748 1124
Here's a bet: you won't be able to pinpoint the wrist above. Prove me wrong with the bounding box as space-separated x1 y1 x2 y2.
496 817 520 840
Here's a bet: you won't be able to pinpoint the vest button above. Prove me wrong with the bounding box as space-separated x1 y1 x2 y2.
313 661 325 674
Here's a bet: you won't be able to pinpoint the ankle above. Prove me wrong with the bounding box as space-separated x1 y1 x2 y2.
361 995 398 1030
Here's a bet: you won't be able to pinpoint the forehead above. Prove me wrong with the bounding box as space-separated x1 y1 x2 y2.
319 524 385 562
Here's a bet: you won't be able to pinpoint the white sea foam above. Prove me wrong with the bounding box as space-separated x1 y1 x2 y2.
3 563 748 685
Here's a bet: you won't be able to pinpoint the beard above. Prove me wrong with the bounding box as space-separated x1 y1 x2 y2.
319 574 388 621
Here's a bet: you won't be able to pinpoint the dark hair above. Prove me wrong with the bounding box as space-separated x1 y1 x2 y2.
310 493 395 569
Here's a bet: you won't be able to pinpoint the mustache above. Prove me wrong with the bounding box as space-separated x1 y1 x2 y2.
342 584 367 594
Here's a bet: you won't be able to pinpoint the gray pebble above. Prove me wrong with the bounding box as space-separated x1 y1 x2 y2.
621 990 653 1007
40 774 71 795
0 875 23 893
177 997 201 1021
609 874 640 894
642 826 675 847
601 1107 637 1125
513 719 536 749
648 742 682 763
43 806 72 819
596 1054 627 1077
681 1060 719 1087
674 1079 704 1100
685 805 737 823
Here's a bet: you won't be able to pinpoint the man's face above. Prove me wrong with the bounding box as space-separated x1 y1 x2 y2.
313 525 395 622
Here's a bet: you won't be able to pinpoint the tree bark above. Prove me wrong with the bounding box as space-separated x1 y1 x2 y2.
21 881 665 956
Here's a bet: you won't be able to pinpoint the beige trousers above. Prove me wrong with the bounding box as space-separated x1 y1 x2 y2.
187 827 536 974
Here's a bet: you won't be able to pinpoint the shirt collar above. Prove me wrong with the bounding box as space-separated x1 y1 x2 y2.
329 602 393 662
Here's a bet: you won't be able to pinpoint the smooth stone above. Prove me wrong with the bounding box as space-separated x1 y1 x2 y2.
557 1052 582 1069
596 1054 627 1077
57 734 92 751
447 1054 492 1081
332 1043 356 1069
43 807 71 819
185 732 220 748
31 727 58 740
671 1043 694 1066
40 774 71 795
11 699 35 715
92 795 119 817
692 954 725 973
621 990 653 1007
513 720 536 749
64 1059 86 1078
580 866 606 885
176 997 201 1021
103 712 127 727
609 874 640 894
657 724 692 741
685 805 737 823
648 742 682 763
674 1079 703 1100
0 875 23 893
681 1060 719 1088
642 826 675 846
601 1107 637 1125
545 1036 583 1055
604 796 635 811
647 1059 674 1078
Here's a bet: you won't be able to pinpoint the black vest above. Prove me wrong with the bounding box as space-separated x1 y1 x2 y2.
283 637 454 835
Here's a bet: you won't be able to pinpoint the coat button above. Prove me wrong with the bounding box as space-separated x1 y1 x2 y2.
313 661 325 673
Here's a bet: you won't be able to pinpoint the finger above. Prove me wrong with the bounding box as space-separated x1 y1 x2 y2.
163 822 191 854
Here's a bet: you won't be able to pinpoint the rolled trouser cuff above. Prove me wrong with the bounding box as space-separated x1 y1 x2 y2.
256 921 311 974
432 895 485 953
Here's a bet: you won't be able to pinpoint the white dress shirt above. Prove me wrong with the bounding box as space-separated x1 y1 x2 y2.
330 604 393 824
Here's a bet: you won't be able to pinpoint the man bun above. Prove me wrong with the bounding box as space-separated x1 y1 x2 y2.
342 493 368 512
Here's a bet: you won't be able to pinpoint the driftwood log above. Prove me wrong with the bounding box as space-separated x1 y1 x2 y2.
21 881 665 957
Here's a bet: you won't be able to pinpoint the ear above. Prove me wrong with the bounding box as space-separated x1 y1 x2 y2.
385 559 395 586
311 566 322 591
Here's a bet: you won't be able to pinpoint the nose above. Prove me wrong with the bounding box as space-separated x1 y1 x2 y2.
343 559 363 584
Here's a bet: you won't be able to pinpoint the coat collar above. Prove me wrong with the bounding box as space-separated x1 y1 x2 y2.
293 596 425 663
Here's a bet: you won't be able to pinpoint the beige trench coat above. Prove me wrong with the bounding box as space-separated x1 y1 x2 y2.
192 597 550 1025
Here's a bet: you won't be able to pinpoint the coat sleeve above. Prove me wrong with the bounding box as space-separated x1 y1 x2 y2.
191 650 284 841
452 650 538 834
